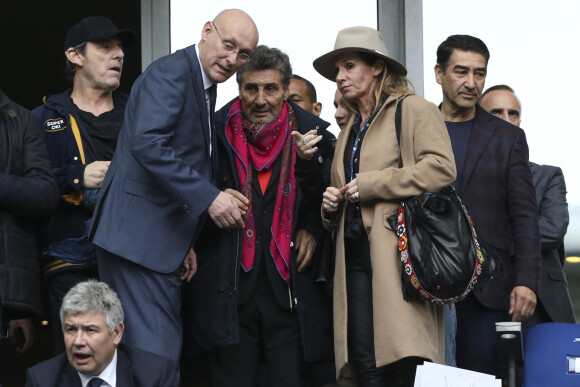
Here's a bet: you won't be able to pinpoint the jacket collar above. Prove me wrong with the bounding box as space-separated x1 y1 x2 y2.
458 104 497 193
0 89 10 109
61 344 134 387
334 93 403 186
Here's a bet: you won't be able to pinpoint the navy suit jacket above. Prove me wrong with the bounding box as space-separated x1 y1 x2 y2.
529 162 575 323
460 105 541 311
25 343 178 387
89 44 220 273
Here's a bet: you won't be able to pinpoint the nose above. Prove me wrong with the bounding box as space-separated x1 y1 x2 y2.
464 72 475 88
255 90 266 105
111 44 125 63
335 68 345 84
73 330 85 346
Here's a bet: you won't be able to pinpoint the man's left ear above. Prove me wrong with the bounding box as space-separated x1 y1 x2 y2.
312 102 322 117
283 88 289 100
113 322 124 345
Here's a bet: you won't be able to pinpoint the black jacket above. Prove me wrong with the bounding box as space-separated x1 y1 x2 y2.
0 90 58 318
186 99 335 362
25 342 178 387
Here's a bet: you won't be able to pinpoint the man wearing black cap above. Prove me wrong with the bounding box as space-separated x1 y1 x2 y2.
32 16 138 355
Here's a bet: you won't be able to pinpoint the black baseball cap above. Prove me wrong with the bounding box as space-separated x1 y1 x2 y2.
64 16 138 51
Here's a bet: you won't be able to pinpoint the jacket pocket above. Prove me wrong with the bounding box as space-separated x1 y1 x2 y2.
486 234 514 255
124 178 170 206
546 267 567 282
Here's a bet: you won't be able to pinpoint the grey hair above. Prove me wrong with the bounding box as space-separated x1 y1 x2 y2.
236 45 293 90
60 280 124 334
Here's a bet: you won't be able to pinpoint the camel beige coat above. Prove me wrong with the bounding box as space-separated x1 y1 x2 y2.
323 93 457 379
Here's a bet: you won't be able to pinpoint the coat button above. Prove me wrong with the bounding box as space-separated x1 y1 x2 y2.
219 285 225 292
256 236 262 245
74 156 78 161
73 178 79 184
318 156 323 164
290 241 294 247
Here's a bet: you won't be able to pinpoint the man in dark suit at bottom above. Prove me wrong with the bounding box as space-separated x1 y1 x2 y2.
25 280 177 387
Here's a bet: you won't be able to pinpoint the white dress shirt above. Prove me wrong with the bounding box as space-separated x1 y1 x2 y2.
78 349 118 387
194 44 216 155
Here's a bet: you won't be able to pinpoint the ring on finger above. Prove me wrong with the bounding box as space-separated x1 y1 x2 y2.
354 192 360 200
303 138 307 145
330 201 335 207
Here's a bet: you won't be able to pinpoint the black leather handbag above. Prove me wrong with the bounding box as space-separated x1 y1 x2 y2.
387 98 500 305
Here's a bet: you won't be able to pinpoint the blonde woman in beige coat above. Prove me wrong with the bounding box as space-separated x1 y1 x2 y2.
313 27 457 386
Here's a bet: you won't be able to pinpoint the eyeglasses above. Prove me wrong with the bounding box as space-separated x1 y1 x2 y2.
213 23 250 62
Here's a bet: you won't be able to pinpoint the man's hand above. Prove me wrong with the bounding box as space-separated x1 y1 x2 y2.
180 248 197 282
509 285 537 322
83 161 111 188
291 129 322 160
208 191 245 229
295 229 317 272
224 188 249 216
8 318 34 353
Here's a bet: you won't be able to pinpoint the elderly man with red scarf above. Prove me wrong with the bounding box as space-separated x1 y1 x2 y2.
185 45 336 387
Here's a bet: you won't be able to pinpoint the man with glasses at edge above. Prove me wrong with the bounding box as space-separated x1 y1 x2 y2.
89 9 259 373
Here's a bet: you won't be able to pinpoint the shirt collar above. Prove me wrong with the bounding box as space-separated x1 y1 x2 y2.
195 44 215 91
78 349 118 387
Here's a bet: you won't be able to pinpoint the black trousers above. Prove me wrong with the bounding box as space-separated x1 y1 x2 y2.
345 237 424 387
209 266 304 387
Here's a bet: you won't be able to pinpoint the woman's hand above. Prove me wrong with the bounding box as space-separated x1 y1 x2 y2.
292 129 323 160
323 186 344 213
340 178 360 203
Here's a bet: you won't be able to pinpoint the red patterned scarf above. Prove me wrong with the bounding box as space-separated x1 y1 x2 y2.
225 99 297 281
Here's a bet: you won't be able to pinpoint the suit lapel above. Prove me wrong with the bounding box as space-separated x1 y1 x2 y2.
116 347 135 387
460 106 497 194
185 45 212 155
63 363 83 387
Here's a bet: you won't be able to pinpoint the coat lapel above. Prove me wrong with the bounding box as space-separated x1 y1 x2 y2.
460 105 497 194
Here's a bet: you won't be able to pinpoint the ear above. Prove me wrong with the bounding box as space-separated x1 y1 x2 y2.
372 61 385 78
112 322 124 345
201 21 213 41
283 88 289 101
434 64 443 85
66 48 84 67
312 102 322 117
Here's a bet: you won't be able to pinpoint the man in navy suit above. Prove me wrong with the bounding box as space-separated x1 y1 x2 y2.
480 85 575 328
88 9 259 366
25 280 178 387
434 35 541 377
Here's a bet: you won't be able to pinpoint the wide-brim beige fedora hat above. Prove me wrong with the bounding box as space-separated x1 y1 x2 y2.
313 26 407 81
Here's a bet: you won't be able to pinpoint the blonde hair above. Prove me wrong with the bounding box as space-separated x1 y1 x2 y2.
342 54 414 117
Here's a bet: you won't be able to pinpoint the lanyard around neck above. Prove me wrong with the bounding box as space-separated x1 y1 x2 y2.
349 115 372 182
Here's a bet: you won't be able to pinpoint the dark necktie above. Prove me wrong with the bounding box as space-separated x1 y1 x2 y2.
88 377 104 387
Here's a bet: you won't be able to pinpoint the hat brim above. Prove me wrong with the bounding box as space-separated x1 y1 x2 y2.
116 29 139 49
313 47 407 81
